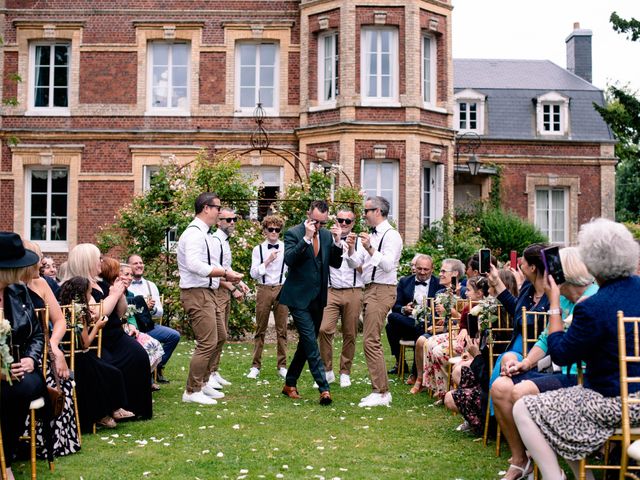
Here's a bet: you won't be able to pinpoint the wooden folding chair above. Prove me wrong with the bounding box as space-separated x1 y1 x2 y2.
58 303 83 443
577 311 640 480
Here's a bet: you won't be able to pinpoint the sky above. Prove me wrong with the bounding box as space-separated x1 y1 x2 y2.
452 0 640 92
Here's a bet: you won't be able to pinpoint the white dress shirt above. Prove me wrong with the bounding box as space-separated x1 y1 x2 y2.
128 277 163 317
250 240 288 285
413 279 430 306
211 228 232 269
329 237 364 289
177 217 220 289
347 220 403 286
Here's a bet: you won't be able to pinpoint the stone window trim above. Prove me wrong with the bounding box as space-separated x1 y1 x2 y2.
10 143 83 253
535 91 570 137
146 41 191 115
129 145 202 195
421 33 437 108
526 173 580 245
360 26 400 107
11 21 83 116
234 41 280 116
360 158 399 220
454 89 486 134
317 30 339 107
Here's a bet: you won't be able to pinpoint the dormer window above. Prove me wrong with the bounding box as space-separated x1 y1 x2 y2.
536 91 569 136
454 89 485 134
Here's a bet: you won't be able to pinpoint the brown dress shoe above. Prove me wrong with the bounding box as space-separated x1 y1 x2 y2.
319 391 332 405
282 385 301 399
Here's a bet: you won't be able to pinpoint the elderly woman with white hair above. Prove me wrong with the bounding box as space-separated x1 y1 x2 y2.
513 219 640 480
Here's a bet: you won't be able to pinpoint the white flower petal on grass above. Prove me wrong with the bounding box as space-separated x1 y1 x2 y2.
282 465 288 470
100 437 109 441
273 447 279 451
377 417 383 421
362 425 370 429
195 411 202 415
217 452 224 457
216 415 222 419
239 469 249 474
143 472 151 477
232 424 240 430
306 466 314 470
111 434 120 438
202 450 210 454
198 426 206 430
276 475 284 479
164 443 171 447
176 433 185 437
317 446 325 450
339 468 348 472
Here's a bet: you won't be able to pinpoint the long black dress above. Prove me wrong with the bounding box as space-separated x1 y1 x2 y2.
93 282 153 419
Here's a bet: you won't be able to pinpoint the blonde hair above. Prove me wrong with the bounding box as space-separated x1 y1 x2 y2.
0 266 30 285
21 240 43 282
560 247 594 286
66 243 101 282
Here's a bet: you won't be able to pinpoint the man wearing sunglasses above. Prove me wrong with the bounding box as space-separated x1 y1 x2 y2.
178 192 243 405
247 214 289 380
279 200 343 405
318 208 363 388
208 207 250 391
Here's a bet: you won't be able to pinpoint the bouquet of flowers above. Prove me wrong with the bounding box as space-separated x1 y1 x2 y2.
0 317 14 382
124 304 143 321
411 296 431 327
470 296 500 343
435 291 457 319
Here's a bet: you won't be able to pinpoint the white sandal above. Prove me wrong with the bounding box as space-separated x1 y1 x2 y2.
500 458 533 480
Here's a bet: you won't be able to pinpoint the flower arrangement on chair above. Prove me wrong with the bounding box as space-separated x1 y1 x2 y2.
411 296 432 327
0 316 13 383
470 296 500 344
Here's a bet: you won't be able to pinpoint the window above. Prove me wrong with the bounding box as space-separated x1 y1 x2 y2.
148 43 190 113
454 89 485 133
241 166 283 219
30 43 70 111
422 35 436 105
236 43 278 115
361 159 399 220
143 165 161 192
26 168 68 245
535 188 567 244
361 27 398 104
318 32 339 104
422 164 443 227
459 102 477 130
536 92 569 136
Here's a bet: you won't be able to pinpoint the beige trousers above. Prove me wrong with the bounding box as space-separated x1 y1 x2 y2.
362 283 396 393
251 284 289 369
210 287 230 374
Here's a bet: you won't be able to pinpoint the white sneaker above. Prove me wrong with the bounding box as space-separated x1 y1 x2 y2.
214 372 232 386
247 367 260 379
360 392 375 402
358 392 392 407
277 367 287 379
456 421 471 432
202 384 225 399
182 390 217 405
312 382 319 389
207 375 223 390
325 370 335 384
339 374 351 388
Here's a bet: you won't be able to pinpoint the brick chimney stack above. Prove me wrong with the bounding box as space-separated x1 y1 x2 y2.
566 21 592 83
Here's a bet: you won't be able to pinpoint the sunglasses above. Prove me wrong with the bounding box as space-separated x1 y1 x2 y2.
311 220 328 226
206 204 222 210
267 227 281 233
220 217 237 223
336 218 353 225
363 208 378 213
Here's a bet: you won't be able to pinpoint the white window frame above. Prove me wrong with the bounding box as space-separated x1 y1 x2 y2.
536 91 569 136
318 31 339 106
360 27 399 106
146 42 191 116
28 42 71 115
360 159 399 220
422 34 436 107
535 187 568 244
454 89 485 134
143 165 161 192
235 42 280 116
24 167 69 251
421 162 444 228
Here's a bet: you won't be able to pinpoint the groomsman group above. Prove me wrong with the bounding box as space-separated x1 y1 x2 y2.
177 193 403 407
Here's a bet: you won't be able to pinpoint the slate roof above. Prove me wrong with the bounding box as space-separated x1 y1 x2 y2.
453 59 613 142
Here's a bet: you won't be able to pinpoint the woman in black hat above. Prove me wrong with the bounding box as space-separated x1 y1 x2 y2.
0 232 50 480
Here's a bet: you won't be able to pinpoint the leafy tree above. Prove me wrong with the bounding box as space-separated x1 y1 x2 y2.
594 13 640 221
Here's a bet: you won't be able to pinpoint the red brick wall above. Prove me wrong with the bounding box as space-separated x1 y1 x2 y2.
477 142 601 157
355 6 406 96
199 52 226 104
1 143 13 172
420 109 449 128
356 107 405 122
3 52 19 105
81 141 131 173
78 180 134 243
307 109 340 125
308 9 340 103
0 180 14 230
288 51 300 106
419 9 449 104
80 52 137 104
354 139 406 235
421 141 451 212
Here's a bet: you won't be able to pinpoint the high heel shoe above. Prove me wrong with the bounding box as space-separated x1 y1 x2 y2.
500 458 533 480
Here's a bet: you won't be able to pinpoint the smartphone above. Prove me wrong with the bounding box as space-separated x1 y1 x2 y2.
541 246 566 285
451 275 458 291
510 250 518 270
479 248 491 274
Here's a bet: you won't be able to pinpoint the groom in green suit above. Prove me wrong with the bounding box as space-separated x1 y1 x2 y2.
279 200 343 405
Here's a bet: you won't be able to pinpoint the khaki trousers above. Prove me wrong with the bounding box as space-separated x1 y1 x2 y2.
251 284 288 369
362 283 396 393
181 288 225 393
319 287 363 374
210 287 230 374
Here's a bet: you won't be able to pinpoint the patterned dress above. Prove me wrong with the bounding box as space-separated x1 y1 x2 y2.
423 331 464 398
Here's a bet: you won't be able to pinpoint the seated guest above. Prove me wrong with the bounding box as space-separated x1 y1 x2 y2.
58 276 133 430
39 256 60 296
491 247 598 480
65 244 152 420
385 254 439 376
514 219 640 480
0 232 49 480
127 254 180 383
22 241 80 457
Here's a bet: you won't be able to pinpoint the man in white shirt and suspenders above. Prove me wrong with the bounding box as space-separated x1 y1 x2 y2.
347 196 403 407
247 215 289 379
318 208 363 388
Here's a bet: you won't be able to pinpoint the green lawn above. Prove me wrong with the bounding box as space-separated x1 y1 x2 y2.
13 336 509 479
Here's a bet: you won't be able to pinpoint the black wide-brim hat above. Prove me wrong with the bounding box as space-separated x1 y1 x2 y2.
0 232 40 268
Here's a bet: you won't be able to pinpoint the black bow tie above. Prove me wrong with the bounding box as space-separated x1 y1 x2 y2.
267 244 279 249
369 227 377 234
415 281 428 287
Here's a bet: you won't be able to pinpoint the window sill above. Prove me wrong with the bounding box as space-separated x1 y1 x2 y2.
145 109 191 117
234 109 279 117
25 109 71 117
422 104 448 114
31 240 69 253
360 100 402 108
308 102 337 112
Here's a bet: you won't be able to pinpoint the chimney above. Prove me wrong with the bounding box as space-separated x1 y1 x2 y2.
566 22 592 83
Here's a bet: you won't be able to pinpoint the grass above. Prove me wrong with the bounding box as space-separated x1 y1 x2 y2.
12 336 510 479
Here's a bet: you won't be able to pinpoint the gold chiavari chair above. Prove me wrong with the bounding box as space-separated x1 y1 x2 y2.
398 297 437 382
577 311 640 480
445 298 472 391
0 308 7 480
58 303 83 443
